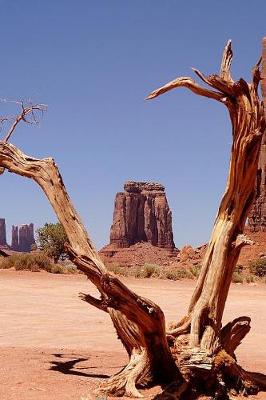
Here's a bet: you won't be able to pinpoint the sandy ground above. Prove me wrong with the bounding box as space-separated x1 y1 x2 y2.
0 270 265 400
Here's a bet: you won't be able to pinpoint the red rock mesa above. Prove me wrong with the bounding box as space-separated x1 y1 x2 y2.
110 181 175 249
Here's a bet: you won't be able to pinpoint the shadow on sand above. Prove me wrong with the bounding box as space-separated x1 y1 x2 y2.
50 353 110 379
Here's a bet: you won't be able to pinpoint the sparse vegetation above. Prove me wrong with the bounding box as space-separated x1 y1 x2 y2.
36 222 68 263
249 258 266 277
140 263 161 278
187 263 201 278
106 261 266 283
2 253 265 282
232 270 244 283
0 252 77 274
107 263 196 281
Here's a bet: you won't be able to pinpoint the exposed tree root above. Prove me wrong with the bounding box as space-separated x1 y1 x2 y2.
0 39 265 399
93 313 266 399
213 350 266 397
221 316 251 356
151 348 266 400
95 349 150 398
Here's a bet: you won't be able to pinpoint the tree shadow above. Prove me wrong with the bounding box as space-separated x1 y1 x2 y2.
50 353 110 379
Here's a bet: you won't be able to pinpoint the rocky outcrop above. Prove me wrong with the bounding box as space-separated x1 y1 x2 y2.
248 38 266 231
248 133 266 231
0 218 7 246
11 225 19 250
100 241 179 267
18 223 35 252
110 181 175 248
11 223 35 252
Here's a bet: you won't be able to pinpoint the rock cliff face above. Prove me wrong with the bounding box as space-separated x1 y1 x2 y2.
11 223 35 251
248 134 266 231
0 218 7 246
248 38 266 231
11 225 19 250
110 181 175 248
18 223 35 252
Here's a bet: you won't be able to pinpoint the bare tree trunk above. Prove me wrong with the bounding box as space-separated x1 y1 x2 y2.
1 40 266 398
147 40 266 396
0 143 181 397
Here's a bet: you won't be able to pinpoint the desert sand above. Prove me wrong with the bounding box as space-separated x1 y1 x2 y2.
0 270 265 400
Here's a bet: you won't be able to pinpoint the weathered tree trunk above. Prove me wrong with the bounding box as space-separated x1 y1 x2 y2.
0 143 181 398
1 40 266 398
147 40 266 396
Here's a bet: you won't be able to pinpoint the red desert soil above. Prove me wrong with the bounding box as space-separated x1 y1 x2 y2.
0 270 265 400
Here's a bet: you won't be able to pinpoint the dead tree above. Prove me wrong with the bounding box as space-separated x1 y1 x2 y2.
0 41 266 399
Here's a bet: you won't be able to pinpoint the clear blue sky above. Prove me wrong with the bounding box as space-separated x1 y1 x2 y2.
1 1 266 249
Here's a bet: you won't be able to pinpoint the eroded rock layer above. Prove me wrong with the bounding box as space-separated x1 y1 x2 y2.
11 223 35 252
11 225 19 250
18 223 35 252
248 38 266 231
0 218 7 246
110 181 175 248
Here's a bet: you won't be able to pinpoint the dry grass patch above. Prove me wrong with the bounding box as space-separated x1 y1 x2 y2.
0 252 77 274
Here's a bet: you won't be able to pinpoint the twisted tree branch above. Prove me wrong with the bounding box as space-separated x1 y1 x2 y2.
146 76 225 102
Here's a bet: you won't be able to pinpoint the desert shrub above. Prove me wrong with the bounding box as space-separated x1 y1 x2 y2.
106 259 266 283
0 256 17 269
232 271 244 283
63 262 78 274
232 265 258 283
133 267 143 278
244 273 256 284
107 264 130 277
249 258 266 278
0 252 75 274
107 263 161 279
160 266 191 281
189 264 202 278
0 253 51 271
106 263 196 281
45 263 66 274
160 269 178 280
142 264 160 278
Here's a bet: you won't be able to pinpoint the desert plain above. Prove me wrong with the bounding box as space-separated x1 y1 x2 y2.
0 270 265 400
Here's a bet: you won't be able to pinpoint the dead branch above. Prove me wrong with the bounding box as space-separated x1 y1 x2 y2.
0 39 265 399
0 100 47 143
146 76 225 102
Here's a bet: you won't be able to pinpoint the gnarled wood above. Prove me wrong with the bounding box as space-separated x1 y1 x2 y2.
146 39 266 397
148 40 265 351
221 316 251 356
1 39 266 398
0 141 181 397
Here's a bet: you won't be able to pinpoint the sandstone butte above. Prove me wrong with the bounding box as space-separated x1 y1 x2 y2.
0 220 35 253
248 39 266 231
100 181 179 266
100 174 266 269
110 181 175 249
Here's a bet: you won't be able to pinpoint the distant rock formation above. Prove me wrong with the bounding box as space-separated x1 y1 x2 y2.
18 223 35 252
110 181 175 249
0 218 7 246
248 38 266 231
11 225 19 251
11 223 35 252
248 133 266 231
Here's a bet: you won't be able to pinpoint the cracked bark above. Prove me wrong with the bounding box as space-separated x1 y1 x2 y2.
1 40 266 398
